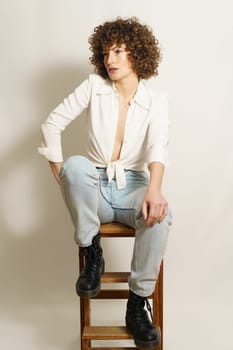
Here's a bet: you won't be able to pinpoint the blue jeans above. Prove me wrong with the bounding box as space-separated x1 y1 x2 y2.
59 155 172 297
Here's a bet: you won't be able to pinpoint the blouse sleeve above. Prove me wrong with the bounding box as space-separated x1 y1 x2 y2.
146 93 170 168
37 75 92 162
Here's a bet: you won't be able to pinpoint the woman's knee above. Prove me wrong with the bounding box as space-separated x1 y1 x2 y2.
62 155 98 184
63 155 91 174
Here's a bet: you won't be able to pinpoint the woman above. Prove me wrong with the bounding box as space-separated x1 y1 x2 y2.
38 17 172 348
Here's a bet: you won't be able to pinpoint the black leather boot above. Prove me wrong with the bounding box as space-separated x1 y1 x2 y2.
76 232 104 298
126 290 161 349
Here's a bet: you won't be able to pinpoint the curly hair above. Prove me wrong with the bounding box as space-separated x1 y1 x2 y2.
88 17 162 80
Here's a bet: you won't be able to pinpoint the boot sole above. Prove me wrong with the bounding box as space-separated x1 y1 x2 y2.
76 260 105 298
134 338 160 349
77 285 101 298
126 323 161 349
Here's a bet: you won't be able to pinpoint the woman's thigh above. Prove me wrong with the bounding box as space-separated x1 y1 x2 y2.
112 171 149 227
97 168 115 224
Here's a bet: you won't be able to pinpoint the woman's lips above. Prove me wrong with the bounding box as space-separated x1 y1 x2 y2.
108 68 118 74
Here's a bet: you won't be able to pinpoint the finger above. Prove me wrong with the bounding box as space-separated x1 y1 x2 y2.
142 201 148 221
56 173 61 185
145 203 158 226
147 217 158 227
158 204 168 223
158 212 166 223
148 204 166 226
147 214 159 227
150 205 160 222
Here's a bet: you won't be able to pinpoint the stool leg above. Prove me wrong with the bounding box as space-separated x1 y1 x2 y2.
79 249 91 350
159 261 164 350
153 261 163 350
80 298 90 350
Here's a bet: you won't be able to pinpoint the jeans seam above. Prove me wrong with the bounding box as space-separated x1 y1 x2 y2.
98 177 113 206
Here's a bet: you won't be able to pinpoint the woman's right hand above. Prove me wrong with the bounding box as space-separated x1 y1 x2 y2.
49 161 63 184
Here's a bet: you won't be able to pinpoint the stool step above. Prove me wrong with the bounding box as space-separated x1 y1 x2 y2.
93 289 129 299
93 289 153 299
90 348 136 350
83 326 133 340
101 272 129 283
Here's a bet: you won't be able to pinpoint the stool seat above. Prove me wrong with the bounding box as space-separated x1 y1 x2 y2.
100 223 135 237
79 222 163 350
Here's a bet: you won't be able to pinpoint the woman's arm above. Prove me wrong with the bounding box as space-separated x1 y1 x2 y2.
142 93 170 226
142 161 168 227
49 161 63 185
38 76 92 164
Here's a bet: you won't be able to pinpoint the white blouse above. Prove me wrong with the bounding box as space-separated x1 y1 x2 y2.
38 74 170 189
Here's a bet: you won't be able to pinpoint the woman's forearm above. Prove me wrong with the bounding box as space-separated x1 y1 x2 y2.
148 161 165 192
49 161 63 184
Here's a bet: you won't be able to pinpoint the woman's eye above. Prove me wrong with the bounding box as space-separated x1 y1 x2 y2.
115 49 123 54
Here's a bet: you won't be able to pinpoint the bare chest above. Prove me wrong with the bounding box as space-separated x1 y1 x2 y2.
111 101 129 162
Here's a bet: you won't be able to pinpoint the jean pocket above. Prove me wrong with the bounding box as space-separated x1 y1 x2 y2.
100 178 109 187
97 168 108 182
126 170 149 186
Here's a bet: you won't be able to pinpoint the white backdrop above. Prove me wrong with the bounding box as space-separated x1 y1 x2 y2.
0 1 232 349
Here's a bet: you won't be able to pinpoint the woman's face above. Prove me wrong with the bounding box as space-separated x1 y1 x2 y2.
103 44 136 82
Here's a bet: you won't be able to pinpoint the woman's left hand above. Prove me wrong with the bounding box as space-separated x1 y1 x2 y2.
142 188 168 227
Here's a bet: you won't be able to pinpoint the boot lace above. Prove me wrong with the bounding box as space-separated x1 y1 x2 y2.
80 245 102 274
134 296 154 325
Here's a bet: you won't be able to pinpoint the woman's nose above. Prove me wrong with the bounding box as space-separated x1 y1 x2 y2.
106 52 115 65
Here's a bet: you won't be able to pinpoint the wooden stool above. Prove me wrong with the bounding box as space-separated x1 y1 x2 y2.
79 223 163 350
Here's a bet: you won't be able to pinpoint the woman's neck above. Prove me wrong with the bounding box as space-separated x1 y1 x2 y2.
114 74 139 103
